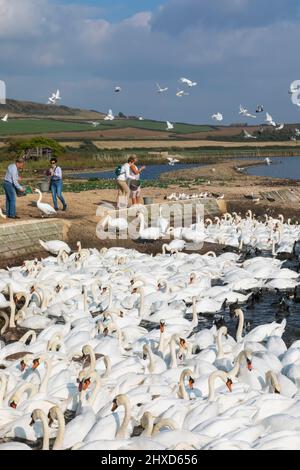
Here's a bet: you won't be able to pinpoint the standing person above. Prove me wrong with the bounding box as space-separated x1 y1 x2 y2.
128 157 145 206
115 157 131 209
3 157 25 219
48 158 67 211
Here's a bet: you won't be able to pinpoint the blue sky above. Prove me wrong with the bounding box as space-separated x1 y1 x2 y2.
1 0 300 124
58 0 165 21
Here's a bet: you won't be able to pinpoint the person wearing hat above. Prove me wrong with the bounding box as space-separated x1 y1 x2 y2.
3 157 25 219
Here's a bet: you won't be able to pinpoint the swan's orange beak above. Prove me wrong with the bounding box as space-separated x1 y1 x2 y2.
9 400 17 409
188 377 195 389
226 378 233 392
79 378 91 392
247 359 253 371
160 322 165 333
111 399 118 412
32 359 40 370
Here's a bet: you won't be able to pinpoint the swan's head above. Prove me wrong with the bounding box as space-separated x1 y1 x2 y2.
33 188 40 194
78 376 91 392
19 353 33 372
188 376 195 389
131 280 143 294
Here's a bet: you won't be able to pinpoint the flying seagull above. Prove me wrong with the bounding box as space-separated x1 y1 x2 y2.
239 105 256 119
166 121 174 131
275 123 284 131
47 89 61 105
211 112 223 122
289 81 300 95
114 86 122 93
176 90 189 98
265 112 276 127
256 105 264 113
1 114 8 122
156 83 168 93
104 109 114 121
243 129 257 139
180 77 197 87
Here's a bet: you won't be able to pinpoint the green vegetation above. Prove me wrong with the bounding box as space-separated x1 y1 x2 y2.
7 137 65 158
0 118 214 137
0 119 93 136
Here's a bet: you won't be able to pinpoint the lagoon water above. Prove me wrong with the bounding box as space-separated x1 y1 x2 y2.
71 156 300 181
246 156 300 180
71 163 207 180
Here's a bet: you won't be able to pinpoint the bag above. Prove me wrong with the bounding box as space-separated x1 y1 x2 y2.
115 165 122 178
129 179 141 191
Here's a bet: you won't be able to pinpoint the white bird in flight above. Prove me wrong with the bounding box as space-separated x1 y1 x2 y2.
176 90 189 98
264 158 272 165
256 105 264 113
243 129 257 139
1 114 8 122
289 81 300 95
239 105 256 119
104 109 114 121
180 77 197 87
114 86 122 93
211 112 223 122
265 112 276 127
156 83 168 93
167 157 180 165
275 123 284 131
47 89 61 105
89 121 100 127
166 121 174 131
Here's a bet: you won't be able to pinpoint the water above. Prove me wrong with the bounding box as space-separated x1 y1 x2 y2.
246 156 300 180
70 163 207 181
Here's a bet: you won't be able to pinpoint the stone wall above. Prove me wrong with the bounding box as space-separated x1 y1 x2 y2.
0 219 70 267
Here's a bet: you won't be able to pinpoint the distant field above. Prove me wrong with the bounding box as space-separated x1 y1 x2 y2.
0 119 92 136
95 120 214 134
91 140 300 150
0 118 214 137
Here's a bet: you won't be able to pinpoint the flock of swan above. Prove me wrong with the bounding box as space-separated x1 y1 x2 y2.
0 217 300 450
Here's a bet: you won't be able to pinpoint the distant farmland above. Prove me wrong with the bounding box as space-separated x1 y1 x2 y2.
0 118 215 137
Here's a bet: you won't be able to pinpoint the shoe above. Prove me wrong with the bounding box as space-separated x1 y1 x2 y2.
62 205 67 212
54 208 59 211
8 216 20 219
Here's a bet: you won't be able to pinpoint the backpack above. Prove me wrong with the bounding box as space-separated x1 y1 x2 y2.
115 165 122 178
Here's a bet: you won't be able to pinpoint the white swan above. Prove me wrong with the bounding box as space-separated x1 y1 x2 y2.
34 189 57 216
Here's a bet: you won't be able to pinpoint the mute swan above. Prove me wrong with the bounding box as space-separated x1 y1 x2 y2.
34 189 57 216
137 212 161 240
85 394 133 442
39 239 71 255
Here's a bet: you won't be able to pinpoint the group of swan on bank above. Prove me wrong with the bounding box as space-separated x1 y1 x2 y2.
0 238 300 449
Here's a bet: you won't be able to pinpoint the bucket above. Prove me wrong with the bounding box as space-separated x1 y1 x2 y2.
143 197 153 205
40 180 50 193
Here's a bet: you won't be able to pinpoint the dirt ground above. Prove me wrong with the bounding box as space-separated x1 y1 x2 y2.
1 158 300 266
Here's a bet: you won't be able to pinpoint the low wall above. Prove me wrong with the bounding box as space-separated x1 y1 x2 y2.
97 198 226 222
0 219 70 267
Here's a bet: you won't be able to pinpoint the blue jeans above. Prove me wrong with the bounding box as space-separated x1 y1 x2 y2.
3 181 16 217
51 179 66 210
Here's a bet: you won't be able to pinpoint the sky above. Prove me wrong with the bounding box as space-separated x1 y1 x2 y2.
1 0 300 124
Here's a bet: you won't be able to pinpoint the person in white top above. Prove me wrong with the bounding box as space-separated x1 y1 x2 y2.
128 157 145 205
116 156 135 209
47 158 67 211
